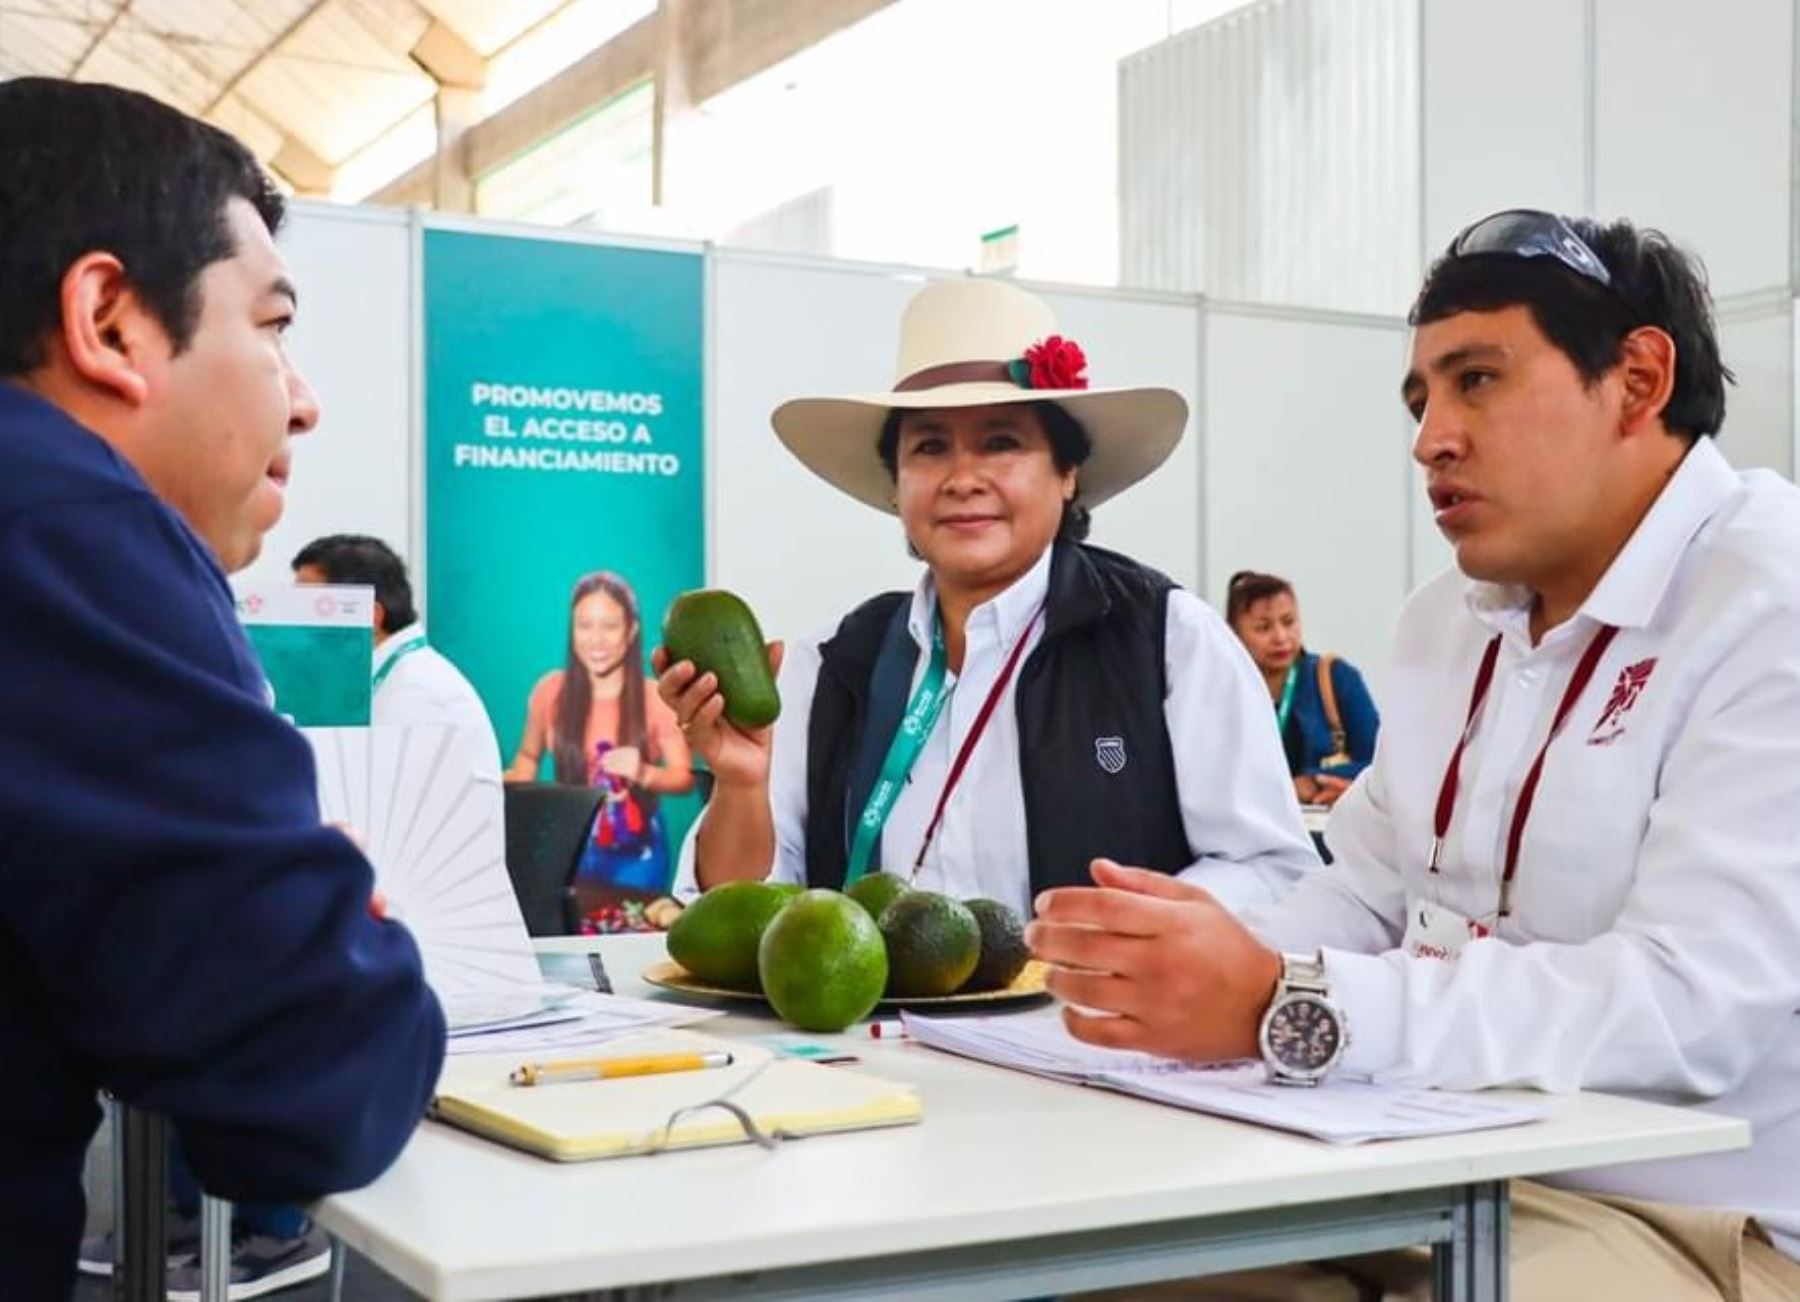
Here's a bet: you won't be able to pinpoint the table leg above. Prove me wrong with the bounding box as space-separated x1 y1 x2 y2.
328 1235 348 1302
198 1194 233 1302
112 1106 169 1302
1432 1180 1509 1301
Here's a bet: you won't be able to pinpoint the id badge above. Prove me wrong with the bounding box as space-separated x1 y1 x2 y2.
1403 898 1491 961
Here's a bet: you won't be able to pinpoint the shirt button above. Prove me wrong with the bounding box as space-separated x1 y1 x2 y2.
1517 670 1537 686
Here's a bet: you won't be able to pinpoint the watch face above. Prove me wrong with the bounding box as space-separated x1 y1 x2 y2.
1266 994 1342 1076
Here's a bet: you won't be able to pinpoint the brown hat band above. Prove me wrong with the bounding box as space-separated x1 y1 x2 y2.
892 360 1019 392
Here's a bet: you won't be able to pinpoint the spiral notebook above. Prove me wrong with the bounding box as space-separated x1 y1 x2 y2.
431 1030 923 1162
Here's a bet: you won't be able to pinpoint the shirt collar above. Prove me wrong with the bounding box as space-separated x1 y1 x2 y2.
907 545 1054 651
372 620 426 673
1464 438 1742 638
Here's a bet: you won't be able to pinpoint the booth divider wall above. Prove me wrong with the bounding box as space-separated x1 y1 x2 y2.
240 203 414 591
1201 301 1417 695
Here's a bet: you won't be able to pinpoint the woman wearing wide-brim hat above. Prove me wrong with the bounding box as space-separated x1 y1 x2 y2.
657 278 1317 921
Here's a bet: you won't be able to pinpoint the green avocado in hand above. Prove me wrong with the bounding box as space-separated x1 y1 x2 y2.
662 589 781 729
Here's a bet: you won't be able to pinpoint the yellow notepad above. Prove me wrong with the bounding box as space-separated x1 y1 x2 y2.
431 1030 922 1161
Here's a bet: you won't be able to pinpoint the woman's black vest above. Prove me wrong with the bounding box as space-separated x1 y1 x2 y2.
803 543 1194 895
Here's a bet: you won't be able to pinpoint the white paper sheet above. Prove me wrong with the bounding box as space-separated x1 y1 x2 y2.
443 991 723 1056
905 1010 1549 1144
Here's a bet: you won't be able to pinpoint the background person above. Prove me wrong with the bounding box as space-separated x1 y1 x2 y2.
1226 569 1379 807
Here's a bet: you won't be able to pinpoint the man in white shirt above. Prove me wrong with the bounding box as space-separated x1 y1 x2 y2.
1031 211 1800 1300
292 534 504 789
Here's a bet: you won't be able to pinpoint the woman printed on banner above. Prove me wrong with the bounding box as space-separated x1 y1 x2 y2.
509 571 694 927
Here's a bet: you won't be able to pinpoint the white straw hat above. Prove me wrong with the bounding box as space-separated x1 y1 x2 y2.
771 278 1188 514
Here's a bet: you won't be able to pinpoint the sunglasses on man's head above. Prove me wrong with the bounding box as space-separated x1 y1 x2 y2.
1448 209 1613 289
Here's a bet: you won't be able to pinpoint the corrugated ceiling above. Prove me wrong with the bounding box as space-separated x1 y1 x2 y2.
0 0 582 189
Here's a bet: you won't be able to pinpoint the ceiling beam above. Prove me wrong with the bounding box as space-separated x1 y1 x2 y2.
680 0 898 104
369 0 897 210
465 13 658 178
271 134 336 194
411 18 485 89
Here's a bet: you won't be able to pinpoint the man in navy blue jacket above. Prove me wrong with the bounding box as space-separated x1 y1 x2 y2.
0 78 446 1299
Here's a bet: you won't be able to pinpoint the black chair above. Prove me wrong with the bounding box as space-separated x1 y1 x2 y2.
503 782 604 935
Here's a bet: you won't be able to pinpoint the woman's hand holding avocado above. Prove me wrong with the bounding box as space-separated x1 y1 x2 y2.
652 642 785 791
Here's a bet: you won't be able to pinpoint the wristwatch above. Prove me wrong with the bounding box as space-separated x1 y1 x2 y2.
1257 951 1348 1086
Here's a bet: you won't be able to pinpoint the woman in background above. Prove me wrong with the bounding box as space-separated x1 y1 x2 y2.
509 572 694 907
1227 570 1378 808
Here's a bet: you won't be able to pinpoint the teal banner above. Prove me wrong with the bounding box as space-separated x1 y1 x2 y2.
424 229 705 921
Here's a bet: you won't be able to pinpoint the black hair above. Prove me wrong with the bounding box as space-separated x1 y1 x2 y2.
0 77 285 377
291 535 418 636
1410 217 1731 439
876 399 1093 542
1225 570 1295 628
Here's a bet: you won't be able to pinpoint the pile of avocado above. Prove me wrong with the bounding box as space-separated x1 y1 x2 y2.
666 874 1032 1032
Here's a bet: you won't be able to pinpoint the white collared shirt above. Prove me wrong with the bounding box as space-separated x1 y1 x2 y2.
1253 438 1800 1256
675 547 1320 921
372 624 505 789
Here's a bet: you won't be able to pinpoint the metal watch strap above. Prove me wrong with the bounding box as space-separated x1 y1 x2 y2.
1279 952 1329 997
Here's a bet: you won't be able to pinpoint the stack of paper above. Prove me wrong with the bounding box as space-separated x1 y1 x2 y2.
444 989 720 1057
904 1010 1548 1144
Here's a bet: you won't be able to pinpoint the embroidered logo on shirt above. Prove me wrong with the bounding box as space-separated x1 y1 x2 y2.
1588 657 1658 746
1094 736 1127 774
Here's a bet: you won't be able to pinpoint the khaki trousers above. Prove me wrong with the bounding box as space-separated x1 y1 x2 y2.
1073 1181 1800 1302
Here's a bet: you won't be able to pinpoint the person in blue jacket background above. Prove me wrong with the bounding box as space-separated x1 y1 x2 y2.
0 78 445 1300
1226 570 1380 807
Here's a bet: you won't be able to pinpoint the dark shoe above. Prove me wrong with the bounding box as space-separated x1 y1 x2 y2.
75 1209 201 1277
164 1224 332 1301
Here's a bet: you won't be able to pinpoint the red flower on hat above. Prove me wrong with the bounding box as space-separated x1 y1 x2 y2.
1008 335 1089 391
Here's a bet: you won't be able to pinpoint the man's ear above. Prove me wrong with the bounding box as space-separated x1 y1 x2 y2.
372 599 389 637
1617 325 1677 438
57 252 156 407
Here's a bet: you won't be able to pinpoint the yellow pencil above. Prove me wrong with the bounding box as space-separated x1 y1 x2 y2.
509 1050 733 1086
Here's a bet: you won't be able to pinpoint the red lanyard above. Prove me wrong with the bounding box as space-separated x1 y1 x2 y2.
1430 624 1620 916
912 604 1045 873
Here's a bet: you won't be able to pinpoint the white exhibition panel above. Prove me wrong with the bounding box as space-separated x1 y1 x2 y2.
242 202 414 589
1717 304 1796 478
1203 306 1412 696
1420 0 1589 259
707 251 1203 650
1026 286 1202 593
707 255 924 648
1594 0 1792 300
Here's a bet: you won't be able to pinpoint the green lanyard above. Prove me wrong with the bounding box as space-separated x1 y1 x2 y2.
371 628 429 693
844 619 952 886
1274 663 1299 731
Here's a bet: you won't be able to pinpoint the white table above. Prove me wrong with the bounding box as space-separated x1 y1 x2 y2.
314 935 1748 1301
